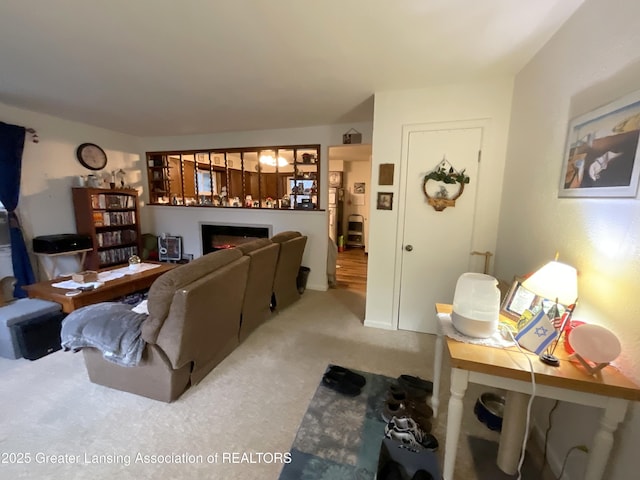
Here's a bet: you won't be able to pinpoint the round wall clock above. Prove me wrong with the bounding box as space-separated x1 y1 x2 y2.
76 143 108 171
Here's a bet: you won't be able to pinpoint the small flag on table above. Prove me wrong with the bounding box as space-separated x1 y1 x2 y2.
515 310 558 355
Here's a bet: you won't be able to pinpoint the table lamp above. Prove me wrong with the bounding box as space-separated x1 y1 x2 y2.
522 260 578 366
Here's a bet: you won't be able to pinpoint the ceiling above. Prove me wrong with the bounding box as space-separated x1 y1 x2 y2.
0 0 583 137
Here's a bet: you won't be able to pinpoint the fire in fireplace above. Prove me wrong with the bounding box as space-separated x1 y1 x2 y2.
201 223 271 254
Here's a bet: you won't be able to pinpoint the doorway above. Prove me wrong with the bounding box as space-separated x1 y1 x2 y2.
328 144 372 294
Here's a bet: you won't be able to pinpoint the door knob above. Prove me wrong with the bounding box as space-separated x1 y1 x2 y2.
405 245 413 252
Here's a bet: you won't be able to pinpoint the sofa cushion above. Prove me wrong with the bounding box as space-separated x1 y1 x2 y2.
271 231 302 244
143 249 243 343
236 238 272 254
238 241 279 341
272 233 307 310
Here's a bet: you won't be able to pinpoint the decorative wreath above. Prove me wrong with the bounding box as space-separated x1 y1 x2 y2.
422 158 470 211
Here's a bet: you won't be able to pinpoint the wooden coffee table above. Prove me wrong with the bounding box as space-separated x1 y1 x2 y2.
23 262 176 313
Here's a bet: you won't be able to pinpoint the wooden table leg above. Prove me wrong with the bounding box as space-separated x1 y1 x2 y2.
431 332 443 418
443 368 469 480
585 397 628 480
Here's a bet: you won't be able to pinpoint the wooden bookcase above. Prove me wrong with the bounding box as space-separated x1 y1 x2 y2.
72 188 142 270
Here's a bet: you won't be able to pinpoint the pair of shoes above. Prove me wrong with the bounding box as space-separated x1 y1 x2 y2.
385 416 439 452
321 365 364 396
383 401 432 433
326 365 366 387
387 384 409 403
398 375 433 398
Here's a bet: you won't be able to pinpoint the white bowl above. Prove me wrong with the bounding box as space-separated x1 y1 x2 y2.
452 311 498 338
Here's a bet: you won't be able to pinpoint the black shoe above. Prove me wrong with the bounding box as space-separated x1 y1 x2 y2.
327 364 366 388
419 433 439 452
322 371 361 396
412 470 434 480
398 375 433 399
378 460 404 480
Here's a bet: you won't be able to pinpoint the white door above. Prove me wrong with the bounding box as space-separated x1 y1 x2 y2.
397 124 483 333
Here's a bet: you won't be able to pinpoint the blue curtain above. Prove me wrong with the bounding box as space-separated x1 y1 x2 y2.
0 121 36 297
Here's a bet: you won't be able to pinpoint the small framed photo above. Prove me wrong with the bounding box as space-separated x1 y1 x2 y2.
500 279 543 321
377 192 393 210
354 182 366 194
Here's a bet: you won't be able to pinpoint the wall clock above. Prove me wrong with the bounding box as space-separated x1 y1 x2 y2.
76 143 108 171
329 171 343 188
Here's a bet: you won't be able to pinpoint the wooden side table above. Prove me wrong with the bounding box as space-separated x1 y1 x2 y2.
34 248 92 280
433 303 640 480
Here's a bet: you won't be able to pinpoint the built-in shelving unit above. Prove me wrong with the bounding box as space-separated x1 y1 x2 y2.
145 144 321 210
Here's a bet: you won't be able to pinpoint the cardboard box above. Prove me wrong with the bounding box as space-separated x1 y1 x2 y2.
72 270 98 283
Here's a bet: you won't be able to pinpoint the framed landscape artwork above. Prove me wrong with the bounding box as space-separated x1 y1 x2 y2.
559 89 640 198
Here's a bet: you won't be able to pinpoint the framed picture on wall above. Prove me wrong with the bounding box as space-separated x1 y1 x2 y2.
378 163 395 185
354 182 366 194
559 89 640 198
376 192 393 210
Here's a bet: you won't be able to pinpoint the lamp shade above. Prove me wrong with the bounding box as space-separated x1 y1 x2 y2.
522 261 578 306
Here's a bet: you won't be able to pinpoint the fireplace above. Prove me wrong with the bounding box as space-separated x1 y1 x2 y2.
201 223 272 254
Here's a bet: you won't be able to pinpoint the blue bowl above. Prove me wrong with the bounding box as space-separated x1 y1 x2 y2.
474 392 505 432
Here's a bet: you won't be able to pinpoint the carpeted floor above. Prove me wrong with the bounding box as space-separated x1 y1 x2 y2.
0 289 553 479
279 366 395 479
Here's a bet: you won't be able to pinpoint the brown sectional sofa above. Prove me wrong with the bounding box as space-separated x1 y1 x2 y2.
78 231 307 402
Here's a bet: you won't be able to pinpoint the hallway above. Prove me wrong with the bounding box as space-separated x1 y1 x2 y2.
335 247 367 294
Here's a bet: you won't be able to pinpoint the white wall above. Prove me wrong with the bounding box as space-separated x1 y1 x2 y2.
139 122 373 291
0 102 142 279
495 0 640 478
365 79 514 329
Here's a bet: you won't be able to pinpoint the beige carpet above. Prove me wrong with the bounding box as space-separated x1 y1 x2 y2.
0 289 544 479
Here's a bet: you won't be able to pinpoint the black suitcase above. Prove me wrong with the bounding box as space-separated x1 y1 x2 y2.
13 312 66 360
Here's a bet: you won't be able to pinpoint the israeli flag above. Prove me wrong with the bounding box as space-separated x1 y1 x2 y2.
515 310 558 355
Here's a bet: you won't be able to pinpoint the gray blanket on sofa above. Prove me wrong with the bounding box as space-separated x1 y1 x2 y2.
60 302 148 367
